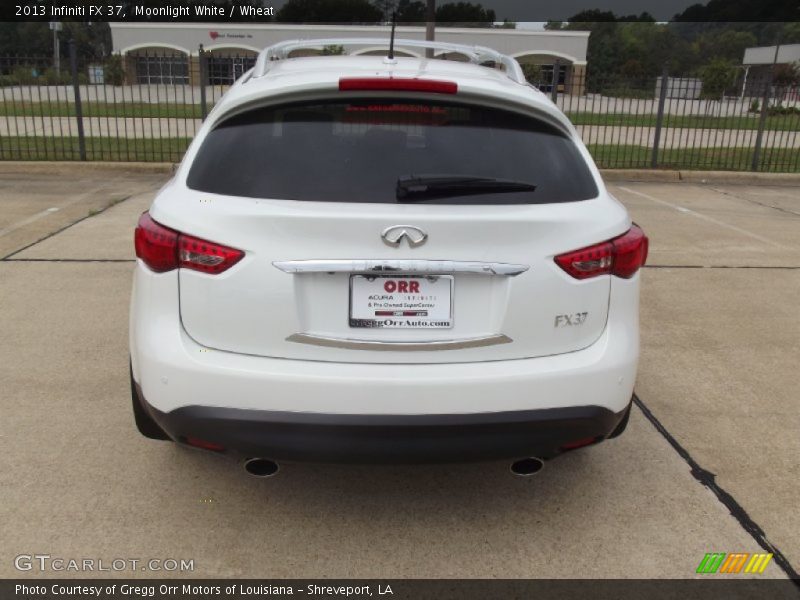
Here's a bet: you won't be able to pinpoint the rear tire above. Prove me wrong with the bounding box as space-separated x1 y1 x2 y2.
607 402 632 439
130 363 171 440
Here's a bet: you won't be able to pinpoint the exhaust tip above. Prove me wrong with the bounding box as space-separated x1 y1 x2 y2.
510 457 545 477
243 458 279 478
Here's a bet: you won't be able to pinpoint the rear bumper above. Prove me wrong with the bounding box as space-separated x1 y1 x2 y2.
135 382 630 463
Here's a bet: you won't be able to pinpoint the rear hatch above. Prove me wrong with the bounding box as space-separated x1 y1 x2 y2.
171 96 627 364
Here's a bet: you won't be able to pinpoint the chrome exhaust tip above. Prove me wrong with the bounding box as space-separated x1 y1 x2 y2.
243 458 279 478
510 457 545 477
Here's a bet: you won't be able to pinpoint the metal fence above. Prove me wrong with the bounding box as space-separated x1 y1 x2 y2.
1 45 799 172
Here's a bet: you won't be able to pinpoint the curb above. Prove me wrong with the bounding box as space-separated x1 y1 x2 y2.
600 169 800 186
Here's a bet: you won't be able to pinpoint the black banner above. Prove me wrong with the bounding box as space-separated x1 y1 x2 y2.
3 579 800 600
2 0 799 23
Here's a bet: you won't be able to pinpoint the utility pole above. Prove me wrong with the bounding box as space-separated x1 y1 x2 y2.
425 0 435 58
751 37 781 171
50 21 62 75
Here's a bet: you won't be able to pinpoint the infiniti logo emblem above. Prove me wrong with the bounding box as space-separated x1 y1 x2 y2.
381 225 428 248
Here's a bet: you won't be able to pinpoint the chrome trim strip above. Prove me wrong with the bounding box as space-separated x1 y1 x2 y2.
286 333 513 351
273 259 529 277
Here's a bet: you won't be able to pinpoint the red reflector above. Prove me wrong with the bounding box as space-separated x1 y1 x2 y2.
561 437 597 451
554 224 648 280
185 437 226 452
134 211 244 275
339 77 457 94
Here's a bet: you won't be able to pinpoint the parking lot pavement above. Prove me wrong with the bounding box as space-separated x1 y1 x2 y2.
610 182 800 567
0 166 167 260
0 170 798 580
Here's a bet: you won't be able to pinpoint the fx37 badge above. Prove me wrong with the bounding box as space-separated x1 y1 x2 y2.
555 312 588 327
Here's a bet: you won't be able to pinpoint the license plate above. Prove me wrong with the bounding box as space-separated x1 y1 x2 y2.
349 275 453 329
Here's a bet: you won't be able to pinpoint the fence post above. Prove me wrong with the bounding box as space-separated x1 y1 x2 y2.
651 64 669 169
198 44 208 120
69 39 86 161
751 40 780 172
550 59 560 104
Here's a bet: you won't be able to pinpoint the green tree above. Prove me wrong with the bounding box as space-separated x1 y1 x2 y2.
700 59 737 100
693 29 757 65
277 0 382 22
435 2 495 26
322 44 346 55
394 0 426 22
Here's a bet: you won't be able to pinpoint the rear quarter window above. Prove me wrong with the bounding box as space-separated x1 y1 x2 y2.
187 99 598 204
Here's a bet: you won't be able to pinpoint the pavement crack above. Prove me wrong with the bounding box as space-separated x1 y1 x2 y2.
633 394 800 585
708 186 800 218
0 194 132 261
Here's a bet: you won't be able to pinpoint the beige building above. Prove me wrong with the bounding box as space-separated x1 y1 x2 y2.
109 23 589 94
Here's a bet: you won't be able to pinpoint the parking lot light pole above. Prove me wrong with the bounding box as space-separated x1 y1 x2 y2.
69 39 86 161
50 21 62 75
751 39 781 172
652 63 669 168
425 0 435 58
199 44 208 120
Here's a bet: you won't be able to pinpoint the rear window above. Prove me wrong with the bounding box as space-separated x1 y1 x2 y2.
186 100 598 204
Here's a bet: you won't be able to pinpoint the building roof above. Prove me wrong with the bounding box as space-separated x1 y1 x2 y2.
743 44 800 66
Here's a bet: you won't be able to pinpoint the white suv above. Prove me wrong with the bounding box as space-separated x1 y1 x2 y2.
129 39 648 476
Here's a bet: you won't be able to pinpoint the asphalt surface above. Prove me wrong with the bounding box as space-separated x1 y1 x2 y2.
0 166 798 580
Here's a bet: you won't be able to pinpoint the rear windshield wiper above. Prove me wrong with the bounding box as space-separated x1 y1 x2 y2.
396 174 537 202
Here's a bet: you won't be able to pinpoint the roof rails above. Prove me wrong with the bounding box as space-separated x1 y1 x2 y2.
251 38 527 85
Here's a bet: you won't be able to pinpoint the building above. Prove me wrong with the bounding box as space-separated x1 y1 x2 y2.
109 23 590 93
742 43 800 96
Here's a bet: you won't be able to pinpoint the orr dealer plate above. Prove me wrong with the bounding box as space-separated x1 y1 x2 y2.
349 275 453 328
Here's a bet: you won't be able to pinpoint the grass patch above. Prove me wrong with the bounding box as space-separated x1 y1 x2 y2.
1 137 798 173
0 102 204 119
587 144 800 172
0 136 191 162
3 103 799 131
568 112 800 132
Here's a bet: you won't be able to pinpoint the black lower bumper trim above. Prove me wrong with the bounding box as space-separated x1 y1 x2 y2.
138 388 630 463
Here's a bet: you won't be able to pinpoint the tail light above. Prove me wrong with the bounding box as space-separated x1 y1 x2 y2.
339 77 458 94
134 212 244 275
555 225 648 280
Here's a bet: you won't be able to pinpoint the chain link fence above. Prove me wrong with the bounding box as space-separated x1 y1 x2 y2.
1 44 799 171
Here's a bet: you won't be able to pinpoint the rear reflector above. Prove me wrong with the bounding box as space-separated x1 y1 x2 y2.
134 212 244 275
339 77 457 94
560 436 598 451
554 225 648 280
184 437 226 452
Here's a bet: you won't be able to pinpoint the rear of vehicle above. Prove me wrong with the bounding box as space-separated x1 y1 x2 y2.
129 51 646 465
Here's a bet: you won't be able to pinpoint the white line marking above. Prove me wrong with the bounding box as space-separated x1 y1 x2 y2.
0 207 64 238
617 185 788 249
0 185 110 239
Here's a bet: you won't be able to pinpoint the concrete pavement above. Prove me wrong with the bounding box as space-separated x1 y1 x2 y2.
0 169 798 580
